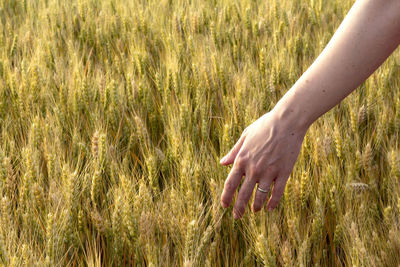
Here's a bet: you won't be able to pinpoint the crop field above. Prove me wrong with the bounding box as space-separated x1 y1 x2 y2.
0 0 399 266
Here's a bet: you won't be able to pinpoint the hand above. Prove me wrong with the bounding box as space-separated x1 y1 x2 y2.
219 111 308 219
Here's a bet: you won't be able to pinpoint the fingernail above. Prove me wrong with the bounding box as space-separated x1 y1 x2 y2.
220 156 227 164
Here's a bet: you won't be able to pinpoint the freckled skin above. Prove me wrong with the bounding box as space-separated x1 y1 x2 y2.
220 0 400 219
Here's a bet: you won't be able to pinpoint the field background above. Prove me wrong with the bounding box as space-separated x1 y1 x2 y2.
0 0 400 266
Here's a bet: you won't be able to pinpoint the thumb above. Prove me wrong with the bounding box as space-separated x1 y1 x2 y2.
220 134 246 165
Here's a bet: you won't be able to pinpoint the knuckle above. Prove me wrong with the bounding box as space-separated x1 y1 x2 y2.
251 166 263 178
252 163 277 178
235 156 248 169
244 173 256 183
265 164 278 175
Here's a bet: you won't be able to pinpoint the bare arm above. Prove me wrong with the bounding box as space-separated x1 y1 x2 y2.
220 0 400 219
274 0 400 131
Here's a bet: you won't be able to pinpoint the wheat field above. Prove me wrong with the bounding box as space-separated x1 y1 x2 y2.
0 0 399 266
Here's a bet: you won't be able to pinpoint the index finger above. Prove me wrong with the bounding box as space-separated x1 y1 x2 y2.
220 166 244 208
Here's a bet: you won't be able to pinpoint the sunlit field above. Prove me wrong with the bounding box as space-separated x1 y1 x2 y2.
0 0 399 266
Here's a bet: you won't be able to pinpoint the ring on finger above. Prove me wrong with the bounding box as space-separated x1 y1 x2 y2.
256 184 269 193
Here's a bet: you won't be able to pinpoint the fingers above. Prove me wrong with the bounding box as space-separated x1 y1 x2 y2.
220 133 246 165
252 176 274 212
233 176 256 219
266 173 290 211
220 166 244 208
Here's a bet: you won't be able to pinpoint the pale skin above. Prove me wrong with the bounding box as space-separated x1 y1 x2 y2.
219 0 400 219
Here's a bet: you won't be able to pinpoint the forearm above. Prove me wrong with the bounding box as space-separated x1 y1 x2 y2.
272 0 400 131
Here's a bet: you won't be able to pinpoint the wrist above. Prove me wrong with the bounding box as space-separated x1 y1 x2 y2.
270 92 314 134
